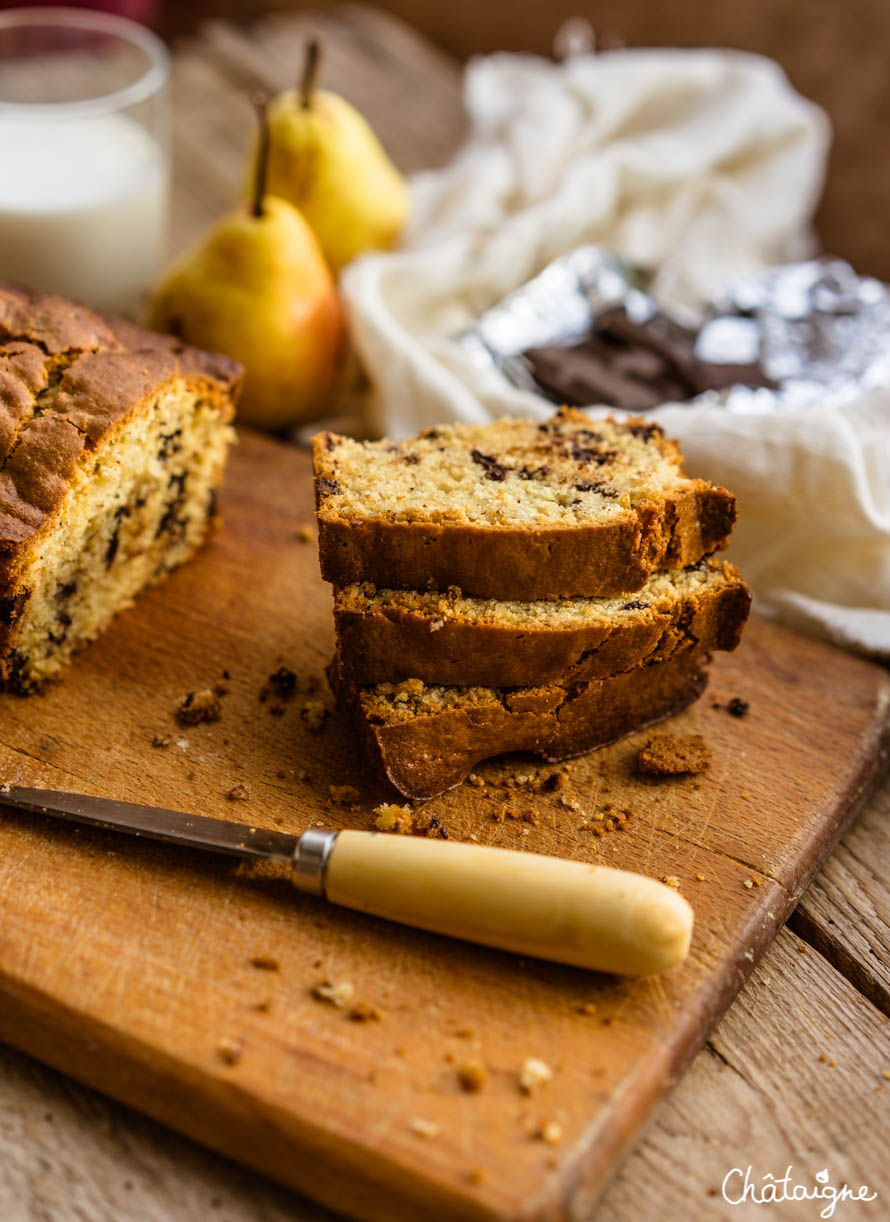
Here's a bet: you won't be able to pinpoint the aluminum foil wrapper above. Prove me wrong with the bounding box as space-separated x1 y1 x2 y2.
458 248 890 414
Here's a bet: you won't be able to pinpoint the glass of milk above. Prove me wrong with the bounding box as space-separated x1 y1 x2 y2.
0 6 170 317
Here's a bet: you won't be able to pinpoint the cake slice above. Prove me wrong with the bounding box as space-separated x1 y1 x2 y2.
329 647 710 800
333 558 749 687
313 408 735 600
0 284 241 691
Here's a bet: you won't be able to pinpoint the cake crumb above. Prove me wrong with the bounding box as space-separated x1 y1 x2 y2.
226 783 250 802
727 697 750 718
409 1117 440 1139
216 1037 243 1066
374 803 414 834
175 688 223 726
543 771 568 793
576 1001 597 1017
495 804 538 825
636 733 711 777
662 875 681 889
296 525 314 543
519 1058 553 1094
539 1120 563 1145
259 666 298 703
695 873 706 882
312 979 354 1008
457 1062 487 1093
743 878 754 889
250 955 279 971
301 699 329 733
151 733 172 749
348 1001 382 1023
329 784 360 805
467 773 485 788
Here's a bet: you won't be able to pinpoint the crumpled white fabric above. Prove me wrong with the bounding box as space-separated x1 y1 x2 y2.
341 46 890 656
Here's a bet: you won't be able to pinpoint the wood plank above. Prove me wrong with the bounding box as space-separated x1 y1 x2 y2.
598 927 890 1221
0 434 887 1222
3 926 887 1222
3 9 889 1221
789 777 890 1017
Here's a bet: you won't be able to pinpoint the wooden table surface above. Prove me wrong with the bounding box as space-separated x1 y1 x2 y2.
2 8 888 1221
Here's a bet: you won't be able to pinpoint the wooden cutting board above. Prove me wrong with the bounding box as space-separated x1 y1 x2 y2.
0 431 887 1222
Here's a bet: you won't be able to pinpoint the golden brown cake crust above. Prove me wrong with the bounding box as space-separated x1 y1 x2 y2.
0 282 243 685
329 647 711 800
333 559 750 687
0 282 242 548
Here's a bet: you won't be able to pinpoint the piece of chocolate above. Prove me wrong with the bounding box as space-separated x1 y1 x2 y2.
523 305 776 410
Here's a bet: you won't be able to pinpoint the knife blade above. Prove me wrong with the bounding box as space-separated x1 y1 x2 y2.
0 783 299 864
0 783 694 975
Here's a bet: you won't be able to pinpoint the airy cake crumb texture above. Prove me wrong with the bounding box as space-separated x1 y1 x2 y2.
316 410 684 529
337 558 731 632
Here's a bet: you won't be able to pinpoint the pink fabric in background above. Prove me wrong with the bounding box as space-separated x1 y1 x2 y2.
0 1 159 22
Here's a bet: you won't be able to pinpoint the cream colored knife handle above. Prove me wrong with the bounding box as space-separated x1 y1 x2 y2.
312 829 692 976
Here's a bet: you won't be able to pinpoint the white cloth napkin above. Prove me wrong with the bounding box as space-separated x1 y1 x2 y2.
342 46 890 656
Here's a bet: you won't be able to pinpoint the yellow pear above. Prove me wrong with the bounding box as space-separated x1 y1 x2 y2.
150 96 342 431
259 40 409 274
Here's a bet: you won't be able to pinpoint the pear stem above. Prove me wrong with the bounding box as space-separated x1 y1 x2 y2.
251 91 270 219
300 39 321 109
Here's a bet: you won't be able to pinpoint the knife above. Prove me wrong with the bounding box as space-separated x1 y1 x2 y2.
0 784 693 976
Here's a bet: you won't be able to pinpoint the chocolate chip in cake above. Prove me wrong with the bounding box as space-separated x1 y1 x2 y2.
621 600 649 611
0 592 28 626
570 443 618 466
157 429 183 460
316 477 341 498
470 449 508 482
627 422 663 442
575 480 617 497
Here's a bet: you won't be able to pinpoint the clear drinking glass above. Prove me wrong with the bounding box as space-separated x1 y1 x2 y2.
0 6 170 316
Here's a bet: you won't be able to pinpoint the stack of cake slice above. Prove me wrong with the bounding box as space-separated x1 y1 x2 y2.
313 408 749 799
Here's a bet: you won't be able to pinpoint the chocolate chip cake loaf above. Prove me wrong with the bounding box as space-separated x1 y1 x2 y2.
0 283 241 691
329 647 710 800
314 408 735 600
334 557 749 687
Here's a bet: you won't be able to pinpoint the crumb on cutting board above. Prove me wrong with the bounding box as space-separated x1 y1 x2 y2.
635 733 712 777
216 1037 243 1066
312 979 354 1008
457 1062 487 1093
348 1001 382 1023
226 782 251 802
250 955 280 971
329 784 360 805
175 688 224 726
519 1058 553 1094
409 1117 440 1138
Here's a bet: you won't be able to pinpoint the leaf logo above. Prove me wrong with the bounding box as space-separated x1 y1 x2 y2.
815 1169 830 1184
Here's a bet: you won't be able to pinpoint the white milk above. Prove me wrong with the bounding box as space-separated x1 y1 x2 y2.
0 112 167 316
